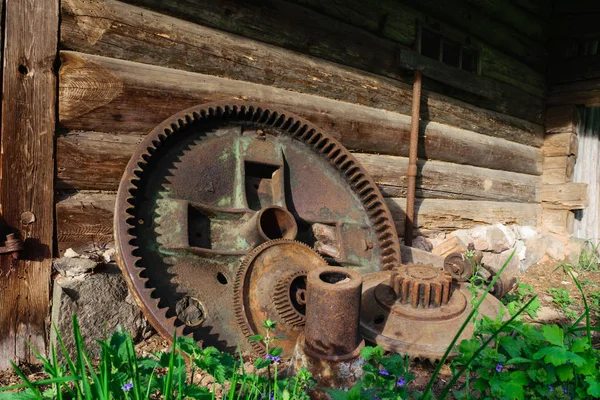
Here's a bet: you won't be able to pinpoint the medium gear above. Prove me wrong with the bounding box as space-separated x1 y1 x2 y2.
273 269 309 328
114 102 401 353
391 263 453 308
233 239 327 356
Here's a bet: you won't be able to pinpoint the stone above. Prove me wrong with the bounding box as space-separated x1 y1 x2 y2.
481 250 520 277
400 244 445 269
471 225 512 253
102 248 116 263
565 236 588 265
53 257 100 277
514 239 526 261
64 248 80 258
412 236 432 252
545 234 566 261
533 306 562 323
427 232 447 249
522 234 548 272
451 229 471 248
512 225 539 241
51 264 149 358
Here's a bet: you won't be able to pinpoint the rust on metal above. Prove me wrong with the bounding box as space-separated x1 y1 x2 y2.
0 233 24 259
304 266 364 359
114 102 401 355
360 262 504 361
404 69 422 246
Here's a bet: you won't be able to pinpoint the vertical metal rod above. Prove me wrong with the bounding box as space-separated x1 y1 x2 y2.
404 70 422 246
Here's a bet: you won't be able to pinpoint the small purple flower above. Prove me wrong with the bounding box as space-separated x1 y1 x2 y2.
379 368 389 376
396 377 406 387
121 381 133 392
495 363 503 373
270 392 274 400
564 387 568 393
548 385 554 392
265 354 281 363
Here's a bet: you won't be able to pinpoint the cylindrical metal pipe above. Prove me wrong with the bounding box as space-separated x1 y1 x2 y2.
304 266 363 358
404 70 422 246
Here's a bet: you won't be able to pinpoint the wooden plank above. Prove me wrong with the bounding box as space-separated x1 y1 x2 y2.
551 13 600 39
388 198 542 236
399 0 547 72
55 192 542 252
542 132 579 157
283 0 546 97
107 0 544 123
542 156 576 184
60 0 545 146
542 207 574 236
55 132 541 203
513 0 552 21
58 52 543 175
548 57 600 85
542 183 588 210
55 191 115 256
545 105 579 134
0 0 58 368
548 78 600 107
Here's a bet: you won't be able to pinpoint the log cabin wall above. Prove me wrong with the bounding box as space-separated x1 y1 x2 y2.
55 0 549 256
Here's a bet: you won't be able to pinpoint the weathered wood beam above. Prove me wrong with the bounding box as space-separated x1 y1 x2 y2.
542 207 575 236
55 192 542 255
545 105 580 135
388 198 541 236
548 78 600 107
542 156 576 184
58 52 543 175
548 57 600 85
283 0 546 97
55 132 540 203
542 183 588 210
542 132 579 157
60 0 545 138
105 0 544 123
0 0 58 368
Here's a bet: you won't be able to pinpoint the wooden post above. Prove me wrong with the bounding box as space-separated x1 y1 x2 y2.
0 0 59 368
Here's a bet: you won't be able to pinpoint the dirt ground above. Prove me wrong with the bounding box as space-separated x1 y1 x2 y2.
2 258 599 396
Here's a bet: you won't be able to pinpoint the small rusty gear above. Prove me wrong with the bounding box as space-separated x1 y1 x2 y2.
391 263 453 308
360 263 505 360
234 239 328 356
273 269 308 328
443 253 473 282
114 102 401 353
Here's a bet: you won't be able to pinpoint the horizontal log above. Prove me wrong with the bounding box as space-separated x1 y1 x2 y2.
548 56 600 85
55 192 542 253
542 156 576 184
542 207 574 236
284 0 546 97
56 191 115 255
545 105 579 135
55 131 540 202
59 52 543 175
388 198 542 236
542 133 579 157
551 12 600 39
548 78 600 107
60 0 545 141
105 0 544 123
542 183 588 210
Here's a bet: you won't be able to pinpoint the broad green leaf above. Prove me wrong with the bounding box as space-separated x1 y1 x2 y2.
586 376 600 397
571 337 590 353
503 382 525 400
270 347 283 357
510 371 528 385
541 324 564 347
565 351 587 367
532 346 569 366
248 334 263 342
505 357 533 365
499 336 521 358
556 364 574 381
359 346 374 360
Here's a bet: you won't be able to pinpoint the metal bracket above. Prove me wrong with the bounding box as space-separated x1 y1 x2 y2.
0 233 24 259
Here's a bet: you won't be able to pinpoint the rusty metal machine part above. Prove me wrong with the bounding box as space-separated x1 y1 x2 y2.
234 239 328 356
288 266 365 396
443 250 514 298
0 233 23 259
360 263 504 361
304 266 364 360
114 102 400 353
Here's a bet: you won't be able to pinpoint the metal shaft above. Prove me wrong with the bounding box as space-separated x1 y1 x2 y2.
404 70 422 246
304 267 363 358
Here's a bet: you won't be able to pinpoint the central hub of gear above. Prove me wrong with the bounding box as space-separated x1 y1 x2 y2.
390 263 453 309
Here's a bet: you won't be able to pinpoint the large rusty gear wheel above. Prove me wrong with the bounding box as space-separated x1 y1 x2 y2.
233 239 327 356
114 102 401 353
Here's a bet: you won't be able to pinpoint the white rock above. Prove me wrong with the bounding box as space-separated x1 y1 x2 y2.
522 234 547 272
102 248 116 263
471 225 512 253
495 223 517 248
514 239 526 261
470 226 490 251
545 234 566 261
64 248 80 258
513 225 539 241
412 236 432 252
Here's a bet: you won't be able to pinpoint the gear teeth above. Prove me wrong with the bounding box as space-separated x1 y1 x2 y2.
116 102 401 351
272 269 308 328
